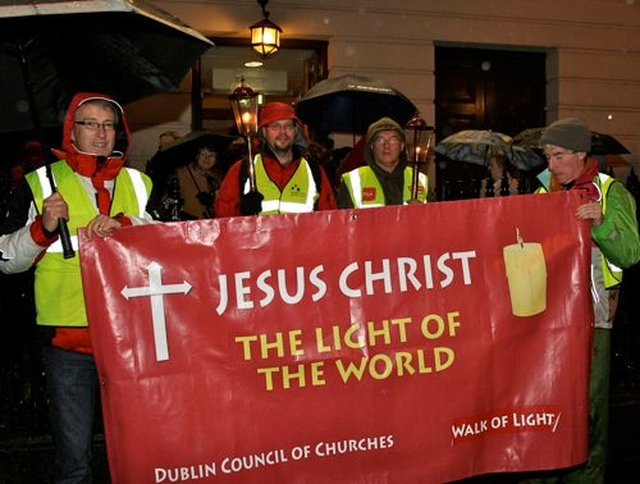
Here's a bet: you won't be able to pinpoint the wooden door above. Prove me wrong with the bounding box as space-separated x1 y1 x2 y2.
435 46 546 200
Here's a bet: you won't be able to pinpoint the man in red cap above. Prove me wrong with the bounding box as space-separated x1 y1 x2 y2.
215 102 336 216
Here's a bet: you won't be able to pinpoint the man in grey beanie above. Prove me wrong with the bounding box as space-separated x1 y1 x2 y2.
541 117 591 152
529 117 640 483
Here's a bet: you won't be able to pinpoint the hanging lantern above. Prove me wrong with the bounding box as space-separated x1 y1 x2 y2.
249 0 282 58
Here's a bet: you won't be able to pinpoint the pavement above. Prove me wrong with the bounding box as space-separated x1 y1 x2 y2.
1 368 638 483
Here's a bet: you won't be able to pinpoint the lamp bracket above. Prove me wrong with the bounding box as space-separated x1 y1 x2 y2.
258 0 270 17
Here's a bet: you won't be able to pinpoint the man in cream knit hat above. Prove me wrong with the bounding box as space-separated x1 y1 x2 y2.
336 117 429 208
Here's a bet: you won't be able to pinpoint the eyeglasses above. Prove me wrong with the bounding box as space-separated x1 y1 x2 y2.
374 136 402 147
198 150 216 158
74 120 117 132
544 149 575 162
266 121 296 132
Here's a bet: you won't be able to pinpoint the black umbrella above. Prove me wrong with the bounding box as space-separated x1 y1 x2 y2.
0 0 213 134
513 127 631 155
154 131 238 167
295 74 418 134
146 131 237 221
0 0 213 257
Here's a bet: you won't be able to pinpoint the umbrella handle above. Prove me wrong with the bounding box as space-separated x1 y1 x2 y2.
45 165 75 259
58 218 75 259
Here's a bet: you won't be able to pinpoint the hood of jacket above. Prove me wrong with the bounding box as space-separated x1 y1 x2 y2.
52 92 130 181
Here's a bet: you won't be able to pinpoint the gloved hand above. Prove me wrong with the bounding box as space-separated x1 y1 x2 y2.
196 191 214 208
240 191 264 215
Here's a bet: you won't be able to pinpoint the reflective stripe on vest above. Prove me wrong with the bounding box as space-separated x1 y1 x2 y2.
347 169 383 208
126 168 148 217
36 168 52 198
345 166 428 208
595 173 623 287
27 161 150 326
243 155 318 214
34 166 148 254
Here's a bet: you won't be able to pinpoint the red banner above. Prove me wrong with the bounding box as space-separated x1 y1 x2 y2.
80 192 593 483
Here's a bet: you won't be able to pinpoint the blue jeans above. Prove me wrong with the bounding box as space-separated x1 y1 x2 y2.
42 346 99 484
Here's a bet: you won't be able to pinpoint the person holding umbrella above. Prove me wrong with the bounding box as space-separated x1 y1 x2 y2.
479 149 520 197
528 117 640 484
0 92 153 483
215 102 336 217
145 130 181 178
336 117 429 208
171 140 224 220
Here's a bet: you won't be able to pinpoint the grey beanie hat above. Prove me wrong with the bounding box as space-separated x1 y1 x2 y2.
540 117 591 152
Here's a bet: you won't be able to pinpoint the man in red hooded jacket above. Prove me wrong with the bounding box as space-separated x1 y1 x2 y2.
214 102 336 216
0 92 153 483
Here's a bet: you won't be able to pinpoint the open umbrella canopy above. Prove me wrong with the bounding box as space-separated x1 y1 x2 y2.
155 131 238 167
513 127 631 155
146 130 238 194
0 0 214 134
435 129 545 172
295 74 418 134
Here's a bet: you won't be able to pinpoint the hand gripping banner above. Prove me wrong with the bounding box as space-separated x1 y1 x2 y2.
79 192 593 483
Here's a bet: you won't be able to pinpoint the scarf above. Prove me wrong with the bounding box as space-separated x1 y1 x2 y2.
548 158 600 201
52 148 125 214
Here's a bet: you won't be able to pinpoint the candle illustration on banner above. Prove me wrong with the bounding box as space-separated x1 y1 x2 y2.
503 228 547 317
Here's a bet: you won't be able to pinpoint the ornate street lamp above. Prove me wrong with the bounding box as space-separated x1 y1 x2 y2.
250 0 282 58
229 78 259 191
404 114 434 201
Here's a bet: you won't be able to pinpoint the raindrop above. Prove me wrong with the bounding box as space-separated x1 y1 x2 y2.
16 99 29 114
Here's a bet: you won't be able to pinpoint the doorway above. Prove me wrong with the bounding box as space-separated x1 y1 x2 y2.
194 38 327 135
434 45 546 200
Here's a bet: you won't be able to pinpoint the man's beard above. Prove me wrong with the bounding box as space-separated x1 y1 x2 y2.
270 139 293 156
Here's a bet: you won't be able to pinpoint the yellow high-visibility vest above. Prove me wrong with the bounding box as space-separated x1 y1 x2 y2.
243 154 319 214
27 161 151 326
342 165 428 208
